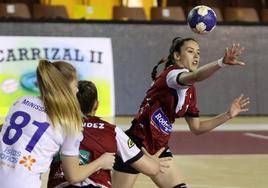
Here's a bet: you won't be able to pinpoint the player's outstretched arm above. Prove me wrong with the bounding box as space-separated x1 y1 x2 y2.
186 94 250 135
61 152 115 184
179 43 245 85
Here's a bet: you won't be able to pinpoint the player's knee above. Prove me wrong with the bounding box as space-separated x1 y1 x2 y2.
173 183 187 188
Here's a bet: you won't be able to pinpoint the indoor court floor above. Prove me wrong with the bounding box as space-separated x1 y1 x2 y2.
38 115 267 188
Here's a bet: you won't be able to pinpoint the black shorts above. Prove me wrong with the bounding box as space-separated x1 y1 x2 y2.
113 130 173 174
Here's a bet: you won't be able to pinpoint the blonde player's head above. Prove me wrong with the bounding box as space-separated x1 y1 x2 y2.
36 60 82 135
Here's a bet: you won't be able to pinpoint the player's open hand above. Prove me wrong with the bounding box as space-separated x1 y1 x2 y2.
141 147 171 173
141 147 165 159
228 94 250 118
223 43 245 66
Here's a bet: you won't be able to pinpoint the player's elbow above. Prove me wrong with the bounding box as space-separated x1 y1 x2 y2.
64 174 81 185
192 130 203 135
189 126 203 135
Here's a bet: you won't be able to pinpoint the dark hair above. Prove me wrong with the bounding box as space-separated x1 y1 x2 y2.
151 37 196 81
76 80 98 115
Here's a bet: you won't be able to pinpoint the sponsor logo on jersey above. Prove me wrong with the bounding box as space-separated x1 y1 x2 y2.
79 150 91 165
19 155 36 171
127 139 135 148
151 108 172 134
0 147 21 165
22 98 46 112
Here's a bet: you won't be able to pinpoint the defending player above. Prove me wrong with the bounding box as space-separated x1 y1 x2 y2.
48 80 169 188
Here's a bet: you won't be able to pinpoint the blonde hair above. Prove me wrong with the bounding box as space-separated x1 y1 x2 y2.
37 60 82 135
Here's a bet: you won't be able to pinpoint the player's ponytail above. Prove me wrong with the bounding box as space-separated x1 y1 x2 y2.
165 54 174 69
151 57 167 81
37 60 82 135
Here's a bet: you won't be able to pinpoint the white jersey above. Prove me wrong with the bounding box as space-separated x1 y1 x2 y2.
0 96 82 188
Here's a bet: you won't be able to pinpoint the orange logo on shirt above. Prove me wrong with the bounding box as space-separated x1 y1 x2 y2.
19 155 36 171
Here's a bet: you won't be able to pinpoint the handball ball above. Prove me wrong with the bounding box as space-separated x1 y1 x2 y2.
187 5 217 34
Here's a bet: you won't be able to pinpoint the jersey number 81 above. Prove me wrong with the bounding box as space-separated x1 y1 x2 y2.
2 111 49 153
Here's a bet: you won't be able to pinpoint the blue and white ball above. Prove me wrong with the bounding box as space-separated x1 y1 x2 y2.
187 5 217 34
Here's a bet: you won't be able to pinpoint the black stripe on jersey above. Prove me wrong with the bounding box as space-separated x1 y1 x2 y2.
176 72 193 86
185 111 199 117
125 150 143 165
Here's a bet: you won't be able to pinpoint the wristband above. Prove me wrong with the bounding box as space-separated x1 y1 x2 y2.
217 58 226 67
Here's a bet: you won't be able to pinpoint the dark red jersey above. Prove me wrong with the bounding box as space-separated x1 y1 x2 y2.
79 116 117 187
129 65 199 154
48 116 142 188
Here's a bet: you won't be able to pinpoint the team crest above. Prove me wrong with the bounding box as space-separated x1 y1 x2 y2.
127 139 135 148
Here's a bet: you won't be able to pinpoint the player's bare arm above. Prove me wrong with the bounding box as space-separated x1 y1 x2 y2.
185 94 250 135
178 43 245 85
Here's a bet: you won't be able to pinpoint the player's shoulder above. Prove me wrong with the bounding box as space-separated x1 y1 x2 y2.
19 95 41 102
12 96 42 106
162 65 189 76
97 117 117 129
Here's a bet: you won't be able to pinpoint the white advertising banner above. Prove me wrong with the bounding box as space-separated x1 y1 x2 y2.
0 36 115 120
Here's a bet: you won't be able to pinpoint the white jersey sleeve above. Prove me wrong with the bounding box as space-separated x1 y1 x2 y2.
115 127 143 163
60 133 83 156
166 68 190 89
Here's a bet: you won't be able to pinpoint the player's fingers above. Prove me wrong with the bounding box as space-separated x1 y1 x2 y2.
233 47 244 57
231 43 235 51
154 147 165 157
233 94 242 104
240 97 250 104
231 43 238 55
241 101 250 108
231 44 243 57
159 157 172 162
160 163 170 168
225 47 229 55
235 60 245 66
141 147 149 156
240 108 249 112
238 94 244 100
237 46 245 55
234 94 243 103
234 43 240 51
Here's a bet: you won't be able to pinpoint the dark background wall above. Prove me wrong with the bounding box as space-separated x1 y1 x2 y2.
0 21 267 115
